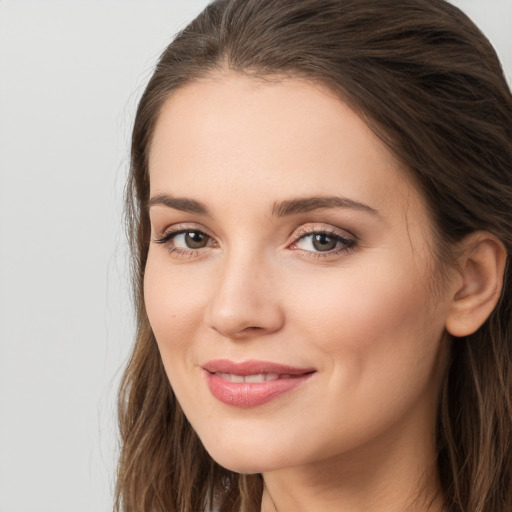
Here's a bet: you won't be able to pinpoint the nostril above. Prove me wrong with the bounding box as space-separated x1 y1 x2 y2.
211 324 267 339
234 326 265 338
205 294 285 338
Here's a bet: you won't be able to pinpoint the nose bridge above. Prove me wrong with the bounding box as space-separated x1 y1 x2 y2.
205 243 284 338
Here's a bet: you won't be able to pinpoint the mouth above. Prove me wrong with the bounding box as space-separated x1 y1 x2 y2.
201 359 316 408
212 372 304 383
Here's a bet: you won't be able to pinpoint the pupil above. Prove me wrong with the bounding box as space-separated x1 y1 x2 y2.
185 231 207 248
313 234 337 251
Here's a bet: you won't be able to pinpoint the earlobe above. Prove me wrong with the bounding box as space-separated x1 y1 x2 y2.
445 231 507 338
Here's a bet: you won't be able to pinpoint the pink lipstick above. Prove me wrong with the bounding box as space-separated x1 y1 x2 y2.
202 359 315 408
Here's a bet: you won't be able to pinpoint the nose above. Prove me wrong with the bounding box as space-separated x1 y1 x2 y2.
204 251 285 340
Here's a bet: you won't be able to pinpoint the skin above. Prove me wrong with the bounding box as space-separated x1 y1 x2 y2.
144 71 456 512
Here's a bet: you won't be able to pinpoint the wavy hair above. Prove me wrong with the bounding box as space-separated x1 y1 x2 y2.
115 1 512 510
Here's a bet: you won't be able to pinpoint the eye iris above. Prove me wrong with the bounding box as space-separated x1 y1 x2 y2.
312 234 337 251
185 231 208 248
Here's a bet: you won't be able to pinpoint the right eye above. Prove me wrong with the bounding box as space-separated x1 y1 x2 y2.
170 230 210 249
154 228 216 254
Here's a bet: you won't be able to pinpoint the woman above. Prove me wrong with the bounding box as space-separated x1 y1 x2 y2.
115 0 512 511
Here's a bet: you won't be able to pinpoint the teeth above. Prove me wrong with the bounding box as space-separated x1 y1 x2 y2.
243 374 265 383
215 372 283 383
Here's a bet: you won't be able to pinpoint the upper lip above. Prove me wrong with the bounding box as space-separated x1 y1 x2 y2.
202 359 316 376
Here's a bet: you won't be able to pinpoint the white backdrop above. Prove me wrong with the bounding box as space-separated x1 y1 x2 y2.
0 1 510 511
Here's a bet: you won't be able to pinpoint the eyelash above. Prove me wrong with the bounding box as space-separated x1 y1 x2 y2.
290 227 356 259
153 225 356 260
153 227 216 258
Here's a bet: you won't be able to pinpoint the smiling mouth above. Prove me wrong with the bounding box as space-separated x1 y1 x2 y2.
212 372 305 383
202 359 316 407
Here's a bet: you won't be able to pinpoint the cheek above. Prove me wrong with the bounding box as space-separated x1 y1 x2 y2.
143 250 209 353
290 255 445 391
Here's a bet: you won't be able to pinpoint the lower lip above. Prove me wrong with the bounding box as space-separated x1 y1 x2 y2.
204 371 314 408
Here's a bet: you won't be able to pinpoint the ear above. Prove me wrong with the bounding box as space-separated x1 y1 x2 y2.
445 231 507 337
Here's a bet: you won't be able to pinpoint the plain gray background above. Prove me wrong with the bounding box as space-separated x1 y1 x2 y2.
0 1 510 511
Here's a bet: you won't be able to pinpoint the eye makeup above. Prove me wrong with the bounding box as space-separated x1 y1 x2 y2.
152 221 357 261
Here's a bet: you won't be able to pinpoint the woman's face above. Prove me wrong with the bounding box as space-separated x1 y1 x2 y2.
145 72 452 474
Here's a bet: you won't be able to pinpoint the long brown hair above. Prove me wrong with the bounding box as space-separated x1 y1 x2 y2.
115 1 512 510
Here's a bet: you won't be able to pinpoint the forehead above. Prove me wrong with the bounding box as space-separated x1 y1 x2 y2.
148 71 426 223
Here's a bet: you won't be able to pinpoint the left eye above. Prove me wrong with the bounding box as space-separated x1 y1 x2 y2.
294 232 349 252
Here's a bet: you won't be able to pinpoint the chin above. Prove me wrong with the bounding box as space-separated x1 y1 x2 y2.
200 435 289 474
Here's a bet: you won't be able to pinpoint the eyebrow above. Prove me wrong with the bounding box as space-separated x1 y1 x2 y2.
272 196 380 217
147 193 210 216
147 193 379 218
